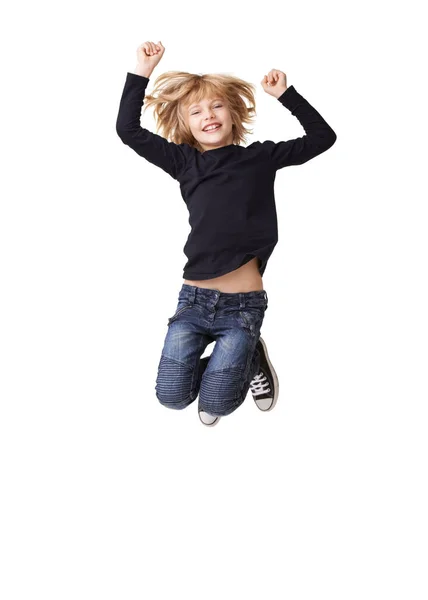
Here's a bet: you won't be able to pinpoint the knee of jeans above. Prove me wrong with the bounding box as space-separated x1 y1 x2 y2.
198 366 244 417
155 355 196 410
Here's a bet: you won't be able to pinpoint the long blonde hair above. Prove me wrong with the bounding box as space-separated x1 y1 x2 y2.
143 71 257 153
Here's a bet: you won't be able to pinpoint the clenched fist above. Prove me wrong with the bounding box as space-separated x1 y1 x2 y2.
261 69 288 98
134 41 165 78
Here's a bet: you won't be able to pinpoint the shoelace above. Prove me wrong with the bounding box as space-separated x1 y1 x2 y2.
249 371 271 397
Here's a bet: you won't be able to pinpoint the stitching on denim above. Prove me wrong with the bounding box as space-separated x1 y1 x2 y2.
167 303 192 325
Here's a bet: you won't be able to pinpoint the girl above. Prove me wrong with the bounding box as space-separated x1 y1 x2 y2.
116 41 336 427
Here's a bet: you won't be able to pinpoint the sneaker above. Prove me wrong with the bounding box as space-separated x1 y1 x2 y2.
198 410 221 427
249 336 279 411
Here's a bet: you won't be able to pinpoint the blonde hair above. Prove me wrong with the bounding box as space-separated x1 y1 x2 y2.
143 71 257 153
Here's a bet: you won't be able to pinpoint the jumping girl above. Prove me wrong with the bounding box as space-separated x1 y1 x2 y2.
116 40 336 427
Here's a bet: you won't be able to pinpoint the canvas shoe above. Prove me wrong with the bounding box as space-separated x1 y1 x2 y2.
249 336 279 411
198 410 221 427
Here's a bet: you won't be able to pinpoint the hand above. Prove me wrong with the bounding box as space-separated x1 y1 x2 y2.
135 41 165 76
261 69 288 98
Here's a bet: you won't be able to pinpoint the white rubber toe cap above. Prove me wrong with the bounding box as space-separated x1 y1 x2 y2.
199 411 221 426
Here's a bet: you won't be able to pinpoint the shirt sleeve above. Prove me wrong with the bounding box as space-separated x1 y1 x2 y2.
261 85 337 169
116 72 189 181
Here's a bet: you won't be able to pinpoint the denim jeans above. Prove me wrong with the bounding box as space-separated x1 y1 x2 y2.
155 284 268 417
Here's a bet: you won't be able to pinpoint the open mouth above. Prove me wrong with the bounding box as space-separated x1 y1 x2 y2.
203 124 222 133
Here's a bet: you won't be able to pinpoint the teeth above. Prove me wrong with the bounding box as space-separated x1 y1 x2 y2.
204 124 220 131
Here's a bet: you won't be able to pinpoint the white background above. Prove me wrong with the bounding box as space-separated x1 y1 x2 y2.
1 0 427 598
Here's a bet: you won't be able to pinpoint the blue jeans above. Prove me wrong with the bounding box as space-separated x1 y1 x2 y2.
155 284 268 417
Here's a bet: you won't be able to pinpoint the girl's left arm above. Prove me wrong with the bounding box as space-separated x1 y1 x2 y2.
260 69 337 169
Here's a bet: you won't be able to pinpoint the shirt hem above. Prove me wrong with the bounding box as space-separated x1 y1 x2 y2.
183 254 261 281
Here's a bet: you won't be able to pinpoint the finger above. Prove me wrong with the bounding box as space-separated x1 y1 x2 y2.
270 70 280 83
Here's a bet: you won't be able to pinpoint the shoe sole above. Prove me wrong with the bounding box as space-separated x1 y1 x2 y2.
256 336 279 411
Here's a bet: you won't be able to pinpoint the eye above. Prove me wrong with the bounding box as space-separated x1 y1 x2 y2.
191 104 223 116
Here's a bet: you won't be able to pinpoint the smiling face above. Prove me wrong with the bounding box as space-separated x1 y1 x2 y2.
185 96 234 152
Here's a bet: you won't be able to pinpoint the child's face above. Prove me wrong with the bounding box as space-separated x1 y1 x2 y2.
185 96 234 151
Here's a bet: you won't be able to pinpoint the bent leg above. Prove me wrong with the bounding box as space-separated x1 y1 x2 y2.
198 327 259 417
155 319 212 410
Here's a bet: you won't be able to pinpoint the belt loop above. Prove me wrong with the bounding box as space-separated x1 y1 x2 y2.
189 286 196 305
239 292 245 309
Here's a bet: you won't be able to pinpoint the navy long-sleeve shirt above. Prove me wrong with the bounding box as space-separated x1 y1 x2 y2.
116 72 336 280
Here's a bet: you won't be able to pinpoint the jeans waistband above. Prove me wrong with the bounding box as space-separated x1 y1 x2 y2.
179 284 268 310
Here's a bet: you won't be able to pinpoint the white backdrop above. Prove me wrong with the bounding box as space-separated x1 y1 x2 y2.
1 0 427 598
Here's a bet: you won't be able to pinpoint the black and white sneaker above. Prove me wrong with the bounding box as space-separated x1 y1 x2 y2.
198 410 221 427
249 336 279 411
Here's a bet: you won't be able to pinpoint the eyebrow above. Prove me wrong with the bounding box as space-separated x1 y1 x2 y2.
188 98 223 111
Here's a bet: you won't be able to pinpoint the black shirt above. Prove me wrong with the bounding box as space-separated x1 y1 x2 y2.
116 72 337 280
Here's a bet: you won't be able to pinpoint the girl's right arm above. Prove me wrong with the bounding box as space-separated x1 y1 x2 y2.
116 41 189 181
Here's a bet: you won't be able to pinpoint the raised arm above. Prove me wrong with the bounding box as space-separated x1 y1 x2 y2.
116 41 189 181
260 68 337 169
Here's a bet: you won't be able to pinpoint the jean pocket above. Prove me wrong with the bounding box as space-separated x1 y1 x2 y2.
167 301 193 326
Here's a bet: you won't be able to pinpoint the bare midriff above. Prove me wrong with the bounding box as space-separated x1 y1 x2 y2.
183 256 263 293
